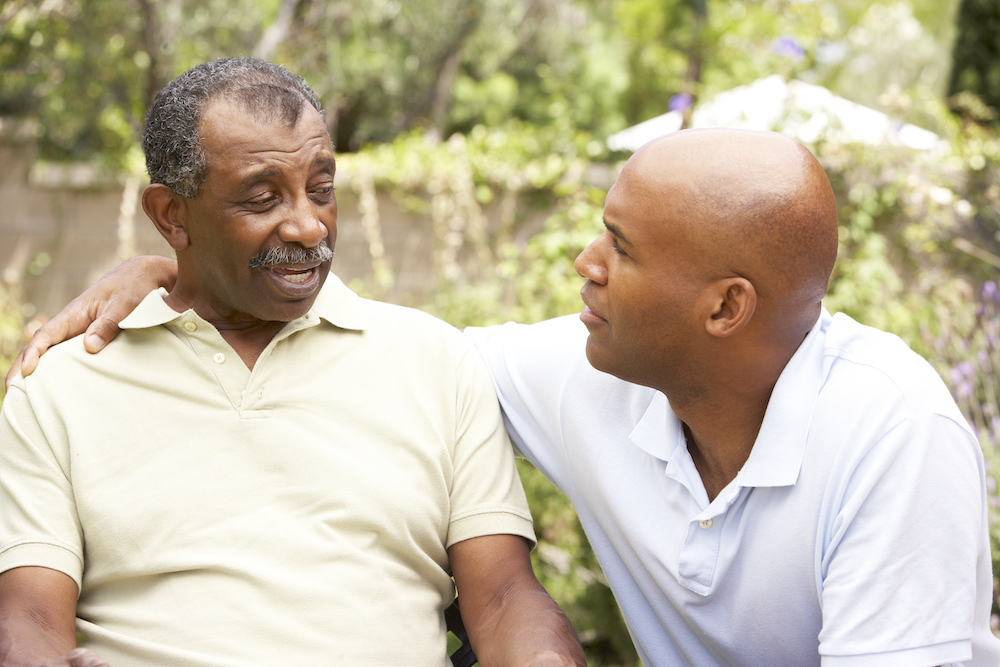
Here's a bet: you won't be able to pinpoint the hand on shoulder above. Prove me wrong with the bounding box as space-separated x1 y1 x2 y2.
4 255 177 391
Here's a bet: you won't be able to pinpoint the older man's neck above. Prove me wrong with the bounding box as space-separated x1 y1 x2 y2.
217 325 285 370
163 291 286 370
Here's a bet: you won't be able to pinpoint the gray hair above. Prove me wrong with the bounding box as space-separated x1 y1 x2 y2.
143 57 324 198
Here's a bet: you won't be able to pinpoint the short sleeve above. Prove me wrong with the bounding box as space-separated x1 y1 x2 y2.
445 343 535 549
0 385 85 587
818 411 988 666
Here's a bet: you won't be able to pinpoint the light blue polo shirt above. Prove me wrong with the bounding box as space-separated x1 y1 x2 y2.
467 310 1000 667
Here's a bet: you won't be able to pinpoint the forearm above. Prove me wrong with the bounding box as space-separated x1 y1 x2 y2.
0 568 80 667
0 615 75 667
450 535 584 667
124 254 177 292
468 583 584 667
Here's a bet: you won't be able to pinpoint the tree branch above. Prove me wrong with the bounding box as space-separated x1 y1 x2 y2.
253 0 304 62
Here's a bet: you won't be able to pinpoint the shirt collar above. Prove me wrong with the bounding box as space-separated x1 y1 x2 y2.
118 273 369 332
737 308 829 488
118 287 183 329
628 391 682 461
625 309 830 489
308 273 368 331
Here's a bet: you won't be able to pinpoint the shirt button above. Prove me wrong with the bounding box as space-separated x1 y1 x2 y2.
183 322 197 332
699 519 713 529
213 352 226 364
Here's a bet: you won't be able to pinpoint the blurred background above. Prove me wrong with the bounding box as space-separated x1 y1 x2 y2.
1 0 999 663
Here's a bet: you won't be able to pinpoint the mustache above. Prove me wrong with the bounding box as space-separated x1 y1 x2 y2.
249 240 334 269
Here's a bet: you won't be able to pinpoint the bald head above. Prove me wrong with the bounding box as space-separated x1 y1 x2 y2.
622 128 838 328
574 129 839 446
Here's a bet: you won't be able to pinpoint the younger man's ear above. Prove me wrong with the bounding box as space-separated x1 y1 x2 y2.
142 184 190 250
705 277 756 338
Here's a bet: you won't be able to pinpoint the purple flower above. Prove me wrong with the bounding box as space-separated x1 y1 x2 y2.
950 362 975 398
983 280 998 302
669 93 692 113
773 36 805 61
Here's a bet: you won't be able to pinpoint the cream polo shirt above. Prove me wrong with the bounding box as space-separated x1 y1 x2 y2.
0 275 534 666
466 311 1000 667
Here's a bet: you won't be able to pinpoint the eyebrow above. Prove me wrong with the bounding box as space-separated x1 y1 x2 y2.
603 217 633 246
239 167 277 188
239 157 336 189
313 156 336 176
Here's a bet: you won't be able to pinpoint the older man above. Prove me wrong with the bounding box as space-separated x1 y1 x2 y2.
9 130 1000 666
0 58 584 667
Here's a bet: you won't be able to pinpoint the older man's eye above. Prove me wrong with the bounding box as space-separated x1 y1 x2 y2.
310 185 335 203
246 194 278 207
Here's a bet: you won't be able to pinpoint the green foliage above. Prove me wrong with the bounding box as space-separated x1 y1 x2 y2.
496 186 606 323
610 0 955 125
819 109 996 352
1 0 149 170
0 0 277 171
948 0 1000 119
337 119 609 316
817 1 957 111
0 0 969 168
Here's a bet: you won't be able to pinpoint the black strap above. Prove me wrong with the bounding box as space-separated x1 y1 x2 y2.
445 597 478 667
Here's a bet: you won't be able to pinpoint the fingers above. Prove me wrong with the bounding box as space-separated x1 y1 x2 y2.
83 318 119 354
7 276 131 384
11 313 82 381
20 345 41 376
39 648 110 667
5 255 173 387
4 306 97 388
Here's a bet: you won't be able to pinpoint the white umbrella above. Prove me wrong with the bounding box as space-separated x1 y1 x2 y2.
606 75 942 152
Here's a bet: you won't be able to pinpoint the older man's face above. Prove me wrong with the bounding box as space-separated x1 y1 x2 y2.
177 98 337 325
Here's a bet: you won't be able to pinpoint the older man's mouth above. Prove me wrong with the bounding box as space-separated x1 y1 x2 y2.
273 267 315 284
264 264 325 296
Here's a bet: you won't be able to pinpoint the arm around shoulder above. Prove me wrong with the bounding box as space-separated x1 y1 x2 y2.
448 534 584 667
4 255 178 391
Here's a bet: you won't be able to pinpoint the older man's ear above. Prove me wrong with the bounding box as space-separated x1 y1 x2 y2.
142 184 190 251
